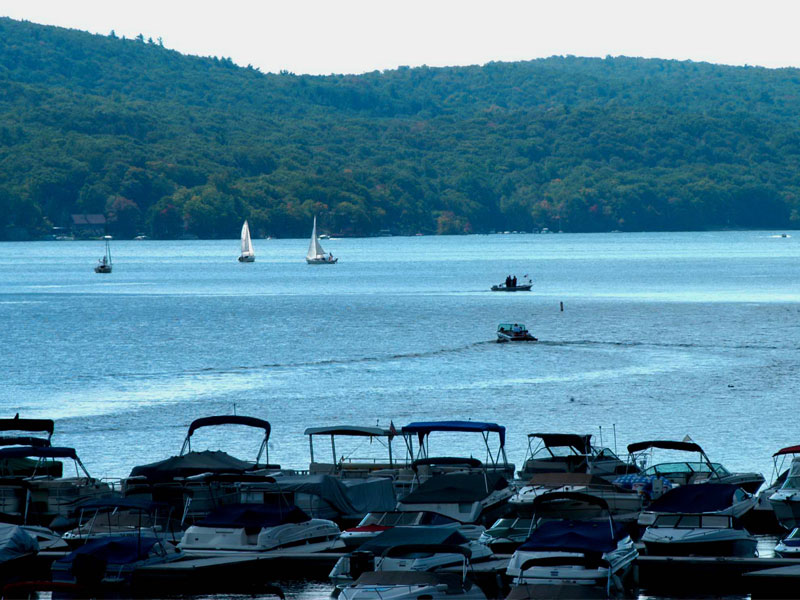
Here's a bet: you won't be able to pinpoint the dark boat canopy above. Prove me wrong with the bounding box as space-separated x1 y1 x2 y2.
360 526 468 554
0 418 54 436
0 446 77 460
529 433 592 454
627 440 704 455
187 416 270 439
532 491 610 512
128 450 254 482
0 437 50 448
774 445 800 457
403 421 506 447
197 503 310 529
520 519 627 554
400 472 507 504
61 535 160 565
75 496 170 513
382 543 471 559
646 483 744 514
304 426 389 437
410 457 482 471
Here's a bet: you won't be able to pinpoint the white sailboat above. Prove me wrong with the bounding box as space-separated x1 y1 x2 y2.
238 220 255 262
306 216 337 264
94 236 112 273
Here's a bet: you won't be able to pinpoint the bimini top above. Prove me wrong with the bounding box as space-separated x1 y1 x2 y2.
529 433 592 454
59 535 161 566
774 445 800 457
0 446 78 460
400 472 507 504
360 526 468 554
627 440 704 455
187 416 270 439
0 418 54 437
0 437 50 448
519 519 627 554
196 503 310 529
646 483 744 514
403 421 506 447
304 426 390 437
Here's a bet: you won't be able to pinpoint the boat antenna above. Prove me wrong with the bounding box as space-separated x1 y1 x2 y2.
599 426 603 448
233 403 237 416
613 424 617 455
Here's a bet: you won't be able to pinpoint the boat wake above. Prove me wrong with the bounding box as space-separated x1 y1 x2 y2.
537 339 786 351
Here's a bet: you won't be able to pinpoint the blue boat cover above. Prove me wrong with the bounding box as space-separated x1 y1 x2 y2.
399 472 508 504
360 526 468 553
402 421 506 447
196 503 310 529
646 483 742 513
519 520 627 554
0 446 77 460
75 495 170 513
61 536 160 566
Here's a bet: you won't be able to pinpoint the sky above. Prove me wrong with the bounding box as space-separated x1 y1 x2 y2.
2 0 799 75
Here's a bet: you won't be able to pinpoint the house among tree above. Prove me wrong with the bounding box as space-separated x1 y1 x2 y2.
70 214 107 238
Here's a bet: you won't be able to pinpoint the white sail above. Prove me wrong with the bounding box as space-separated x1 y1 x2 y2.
307 216 326 260
240 220 255 257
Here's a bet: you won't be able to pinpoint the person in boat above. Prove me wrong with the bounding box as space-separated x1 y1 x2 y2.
328 252 333 262
512 323 521 333
505 275 511 287
511 275 517 287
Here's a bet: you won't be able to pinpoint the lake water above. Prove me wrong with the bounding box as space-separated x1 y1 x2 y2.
0 231 798 596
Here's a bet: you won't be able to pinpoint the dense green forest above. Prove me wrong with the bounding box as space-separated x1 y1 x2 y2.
1 17 800 239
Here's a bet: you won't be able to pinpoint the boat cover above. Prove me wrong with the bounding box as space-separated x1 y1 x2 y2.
0 418 54 436
59 535 160 566
646 483 742 513
519 520 627 554
196 503 310 529
360 526 468 553
774 445 800 457
0 437 50 448
529 433 592 454
0 524 38 562
0 446 77 460
75 496 170 513
403 421 506 447
399 472 507 504
128 450 254 482
268 474 396 517
627 440 704 454
305 426 389 437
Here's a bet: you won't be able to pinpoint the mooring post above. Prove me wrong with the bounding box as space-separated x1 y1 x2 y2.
560 301 564 312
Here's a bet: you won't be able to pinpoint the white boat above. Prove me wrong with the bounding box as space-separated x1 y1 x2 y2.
339 546 487 600
238 220 255 262
306 216 337 264
748 444 800 533
94 236 112 273
769 456 800 529
775 526 800 557
496 323 537 342
179 502 340 555
517 433 630 481
340 510 484 549
642 512 757 557
506 492 638 599
330 527 492 587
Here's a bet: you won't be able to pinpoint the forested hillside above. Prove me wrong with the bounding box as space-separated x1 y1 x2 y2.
1 17 800 239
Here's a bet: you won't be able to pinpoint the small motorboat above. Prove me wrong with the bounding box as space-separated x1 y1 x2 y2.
491 284 532 292
637 482 756 528
340 510 484 549
642 513 757 557
497 323 537 342
775 527 800 557
517 433 631 481
506 492 638 599
51 534 183 587
178 502 340 555
338 546 487 599
769 455 800 529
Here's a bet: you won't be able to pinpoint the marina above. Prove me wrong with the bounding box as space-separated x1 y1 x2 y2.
1 231 799 598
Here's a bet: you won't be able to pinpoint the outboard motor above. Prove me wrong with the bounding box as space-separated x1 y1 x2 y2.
348 550 375 579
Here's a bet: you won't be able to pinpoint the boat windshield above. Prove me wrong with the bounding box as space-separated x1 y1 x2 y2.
642 462 730 477
358 512 457 527
653 514 731 529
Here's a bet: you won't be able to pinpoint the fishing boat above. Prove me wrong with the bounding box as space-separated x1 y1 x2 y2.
94 236 112 273
306 216 337 264
491 276 532 292
238 220 255 262
496 323 537 342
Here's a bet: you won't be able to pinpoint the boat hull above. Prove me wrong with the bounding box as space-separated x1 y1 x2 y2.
238 255 255 262
307 257 338 264
94 265 112 273
491 285 532 292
